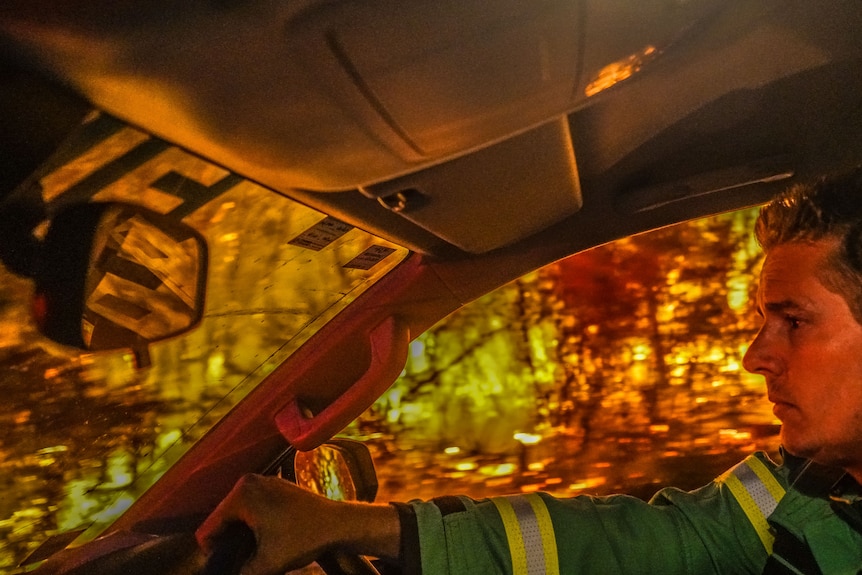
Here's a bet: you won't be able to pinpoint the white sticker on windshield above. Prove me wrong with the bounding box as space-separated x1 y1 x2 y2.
343 245 397 270
288 217 353 251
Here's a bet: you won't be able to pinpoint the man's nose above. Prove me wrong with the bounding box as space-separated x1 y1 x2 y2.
742 327 774 376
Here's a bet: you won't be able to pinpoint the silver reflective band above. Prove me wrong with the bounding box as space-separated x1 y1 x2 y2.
721 456 786 553
510 495 548 574
735 461 780 518
491 494 559 575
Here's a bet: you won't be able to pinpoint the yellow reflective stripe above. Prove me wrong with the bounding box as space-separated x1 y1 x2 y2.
724 472 776 553
721 457 786 554
492 497 529 574
526 494 559 575
492 494 559 575
747 456 786 502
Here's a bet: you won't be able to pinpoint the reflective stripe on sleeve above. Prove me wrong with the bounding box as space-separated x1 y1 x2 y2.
720 457 786 553
491 494 559 575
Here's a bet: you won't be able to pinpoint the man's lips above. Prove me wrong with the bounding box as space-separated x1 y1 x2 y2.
769 396 796 419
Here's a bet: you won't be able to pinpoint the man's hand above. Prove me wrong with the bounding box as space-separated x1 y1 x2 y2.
196 474 400 575
197 475 333 574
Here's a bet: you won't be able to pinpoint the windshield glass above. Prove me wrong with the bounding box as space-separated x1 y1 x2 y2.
0 115 408 571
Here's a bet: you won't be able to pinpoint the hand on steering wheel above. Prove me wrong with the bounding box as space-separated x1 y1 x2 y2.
197 475 387 575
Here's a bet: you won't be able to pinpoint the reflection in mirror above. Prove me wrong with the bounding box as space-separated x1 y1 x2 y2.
269 441 380 575
34 202 207 356
294 446 358 502
272 439 377 504
83 205 205 348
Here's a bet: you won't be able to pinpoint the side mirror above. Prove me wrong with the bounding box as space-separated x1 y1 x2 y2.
282 439 378 504
284 440 380 574
33 202 207 363
200 440 379 575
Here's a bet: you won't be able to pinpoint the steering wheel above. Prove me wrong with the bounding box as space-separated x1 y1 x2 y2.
201 521 383 575
36 532 201 575
38 441 385 575
36 524 383 575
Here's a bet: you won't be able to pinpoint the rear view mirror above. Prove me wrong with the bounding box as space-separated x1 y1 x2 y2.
34 202 207 363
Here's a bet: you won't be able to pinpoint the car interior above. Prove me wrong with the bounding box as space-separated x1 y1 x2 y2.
1 1 862 573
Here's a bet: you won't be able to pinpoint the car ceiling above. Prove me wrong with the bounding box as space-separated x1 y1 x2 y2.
1 0 862 291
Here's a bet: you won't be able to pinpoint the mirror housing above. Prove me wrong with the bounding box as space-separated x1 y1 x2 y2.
269 439 379 504
274 439 381 574
33 202 207 364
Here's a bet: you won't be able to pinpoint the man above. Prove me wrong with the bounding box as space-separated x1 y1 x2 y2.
198 171 862 574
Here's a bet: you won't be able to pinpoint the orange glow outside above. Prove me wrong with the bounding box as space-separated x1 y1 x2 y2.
585 46 658 97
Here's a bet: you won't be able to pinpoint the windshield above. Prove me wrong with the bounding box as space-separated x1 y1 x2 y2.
0 115 407 572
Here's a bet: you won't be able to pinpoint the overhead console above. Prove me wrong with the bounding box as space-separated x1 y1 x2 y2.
285 0 582 165
361 117 582 253
278 0 726 191
281 0 588 252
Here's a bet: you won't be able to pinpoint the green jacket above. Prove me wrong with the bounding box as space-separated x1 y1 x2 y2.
395 452 862 574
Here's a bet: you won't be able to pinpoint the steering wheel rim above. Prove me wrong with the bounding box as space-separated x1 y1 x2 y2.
35 528 382 575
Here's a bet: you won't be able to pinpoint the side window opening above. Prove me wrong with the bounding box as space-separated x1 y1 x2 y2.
348 208 778 502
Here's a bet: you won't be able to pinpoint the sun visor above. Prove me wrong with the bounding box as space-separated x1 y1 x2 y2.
360 118 582 253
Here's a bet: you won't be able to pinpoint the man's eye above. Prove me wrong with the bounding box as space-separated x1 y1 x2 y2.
786 315 802 329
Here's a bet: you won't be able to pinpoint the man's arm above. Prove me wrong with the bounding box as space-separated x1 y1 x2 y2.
196 474 401 575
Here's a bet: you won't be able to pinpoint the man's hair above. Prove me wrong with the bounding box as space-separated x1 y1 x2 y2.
756 167 862 323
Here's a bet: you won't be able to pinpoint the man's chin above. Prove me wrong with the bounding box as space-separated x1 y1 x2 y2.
779 428 811 458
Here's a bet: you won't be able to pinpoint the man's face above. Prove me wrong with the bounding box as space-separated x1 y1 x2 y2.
743 239 862 472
